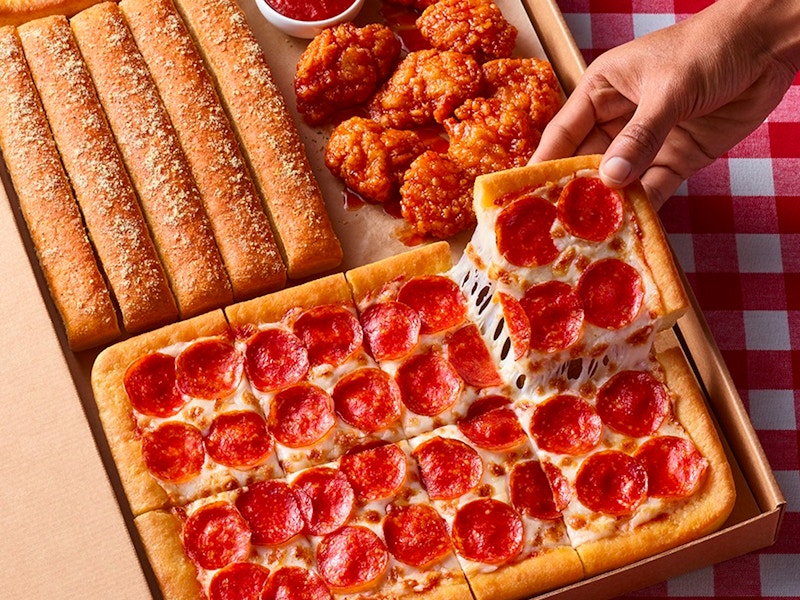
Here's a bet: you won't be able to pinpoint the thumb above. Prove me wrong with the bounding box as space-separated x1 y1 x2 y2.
599 102 676 188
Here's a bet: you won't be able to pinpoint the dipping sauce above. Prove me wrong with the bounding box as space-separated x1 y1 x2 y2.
265 0 354 21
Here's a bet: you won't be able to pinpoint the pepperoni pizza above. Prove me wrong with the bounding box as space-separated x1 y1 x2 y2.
91 156 735 600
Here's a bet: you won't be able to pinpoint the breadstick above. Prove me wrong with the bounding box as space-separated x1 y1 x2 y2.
0 25 119 350
18 15 179 334
119 0 286 301
172 0 343 280
70 1 233 319
0 0 99 26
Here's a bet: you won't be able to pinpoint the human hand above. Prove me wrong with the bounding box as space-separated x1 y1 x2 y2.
530 0 800 209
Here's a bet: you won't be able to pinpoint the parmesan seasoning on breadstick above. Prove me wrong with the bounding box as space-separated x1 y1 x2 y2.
120 0 287 301
19 15 179 334
71 1 233 319
0 25 120 350
173 0 343 280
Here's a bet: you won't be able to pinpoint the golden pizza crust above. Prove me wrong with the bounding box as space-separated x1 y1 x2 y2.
575 344 736 576
90 310 231 516
0 0 99 25
473 154 689 328
224 272 353 330
410 576 473 600
466 545 584 600
135 510 201 600
344 241 453 305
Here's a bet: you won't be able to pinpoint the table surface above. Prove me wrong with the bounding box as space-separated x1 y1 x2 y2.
553 0 800 598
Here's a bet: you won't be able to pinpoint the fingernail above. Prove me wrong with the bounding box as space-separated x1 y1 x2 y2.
601 156 632 186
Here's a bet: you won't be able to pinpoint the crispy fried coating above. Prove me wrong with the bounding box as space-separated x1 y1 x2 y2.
445 97 541 177
325 117 426 203
368 49 483 129
417 0 517 63
400 150 476 239
482 57 562 131
294 23 401 125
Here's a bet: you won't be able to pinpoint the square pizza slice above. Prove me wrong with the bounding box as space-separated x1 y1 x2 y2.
511 335 736 576
224 273 406 474
460 154 689 394
92 310 282 516
406 422 584 600
284 440 472 600
345 242 510 438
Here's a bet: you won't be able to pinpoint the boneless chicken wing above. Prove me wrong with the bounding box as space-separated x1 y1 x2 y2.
295 23 401 125
400 150 476 239
368 49 483 129
445 97 541 177
482 57 563 131
325 117 426 203
417 0 517 63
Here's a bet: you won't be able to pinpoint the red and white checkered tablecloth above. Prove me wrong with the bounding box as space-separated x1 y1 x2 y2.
554 0 799 598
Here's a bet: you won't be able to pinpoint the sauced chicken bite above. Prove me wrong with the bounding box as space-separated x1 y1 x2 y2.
294 23 401 125
482 57 562 131
445 97 541 177
368 49 483 129
417 0 517 63
325 117 426 203
400 150 476 239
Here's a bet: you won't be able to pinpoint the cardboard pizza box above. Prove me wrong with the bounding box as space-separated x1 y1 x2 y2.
0 0 785 599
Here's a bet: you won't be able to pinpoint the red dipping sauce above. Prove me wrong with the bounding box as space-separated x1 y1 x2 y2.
265 0 354 21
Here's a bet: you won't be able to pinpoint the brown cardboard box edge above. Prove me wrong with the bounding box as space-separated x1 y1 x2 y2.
0 1 785 599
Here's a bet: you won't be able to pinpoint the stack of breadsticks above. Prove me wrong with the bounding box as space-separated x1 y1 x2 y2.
0 0 342 350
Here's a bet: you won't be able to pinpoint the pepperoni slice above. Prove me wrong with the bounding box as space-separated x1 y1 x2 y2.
498 292 530 359
332 368 402 433
205 411 273 469
542 461 572 512
175 339 243 400
457 395 526 451
293 304 362 368
291 467 355 536
495 194 558 268
361 301 421 361
262 567 332 600
182 502 251 570
509 459 564 520
446 324 502 388
339 442 407 502
383 504 451 568
577 258 644 330
236 480 303 546
268 383 336 448
141 421 205 483
396 275 467 334
530 394 602 456
396 352 463 416
414 436 483 500
316 526 388 591
520 280 583 353
596 370 670 437
575 450 648 515
452 498 523 564
208 562 271 600
558 176 624 242
124 352 187 417
244 328 309 392
635 436 708 498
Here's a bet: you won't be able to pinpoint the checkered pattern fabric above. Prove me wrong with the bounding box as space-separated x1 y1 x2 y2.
553 0 800 597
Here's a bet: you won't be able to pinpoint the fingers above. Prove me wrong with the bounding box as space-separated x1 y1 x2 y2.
530 88 600 162
598 97 679 189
